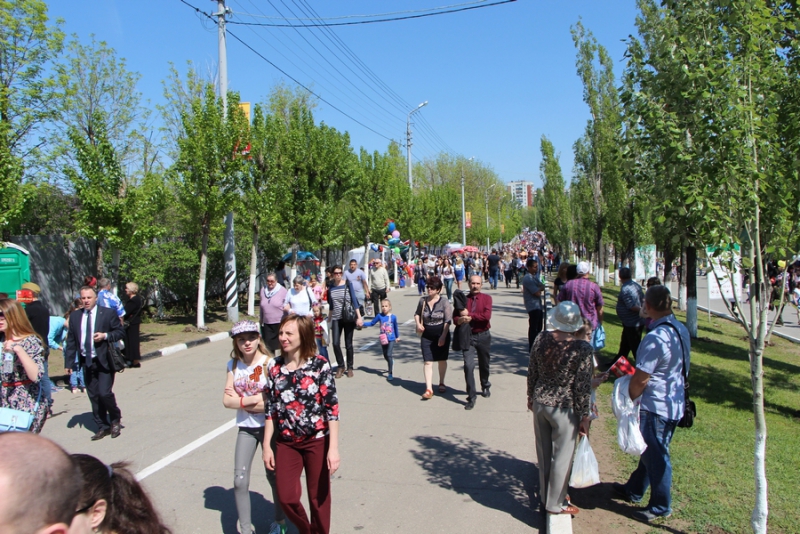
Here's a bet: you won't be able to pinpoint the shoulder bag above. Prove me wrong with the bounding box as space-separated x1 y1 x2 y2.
340 282 357 324
660 322 696 428
0 380 42 432
107 338 127 373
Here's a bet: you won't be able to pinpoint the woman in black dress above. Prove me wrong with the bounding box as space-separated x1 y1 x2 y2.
123 282 143 368
414 275 452 400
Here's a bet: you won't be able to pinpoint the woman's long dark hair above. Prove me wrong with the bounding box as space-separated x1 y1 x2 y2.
71 454 172 534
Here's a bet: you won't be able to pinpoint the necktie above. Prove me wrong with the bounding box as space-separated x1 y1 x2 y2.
84 310 93 364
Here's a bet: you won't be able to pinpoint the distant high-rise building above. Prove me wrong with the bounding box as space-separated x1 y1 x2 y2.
507 180 535 207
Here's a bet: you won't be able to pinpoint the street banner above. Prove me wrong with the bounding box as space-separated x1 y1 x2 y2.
706 245 742 300
465 212 472 228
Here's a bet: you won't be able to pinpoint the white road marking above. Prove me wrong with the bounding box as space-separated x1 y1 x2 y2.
359 341 378 351
403 319 414 325
135 419 237 481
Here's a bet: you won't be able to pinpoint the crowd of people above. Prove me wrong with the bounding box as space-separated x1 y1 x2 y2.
1 227 699 532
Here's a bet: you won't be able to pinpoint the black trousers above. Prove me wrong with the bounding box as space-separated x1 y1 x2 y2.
85 361 121 430
463 331 492 400
618 325 644 361
371 288 387 316
330 319 356 370
528 309 544 351
261 323 281 353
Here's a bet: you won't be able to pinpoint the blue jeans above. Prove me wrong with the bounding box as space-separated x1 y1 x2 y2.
70 367 86 390
489 269 499 289
444 278 454 300
624 410 678 516
316 339 329 362
381 341 395 374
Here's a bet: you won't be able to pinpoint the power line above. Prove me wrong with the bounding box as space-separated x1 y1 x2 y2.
226 0 518 27
177 0 396 141
234 1 493 21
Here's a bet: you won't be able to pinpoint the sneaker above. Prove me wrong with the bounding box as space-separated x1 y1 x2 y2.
464 399 475 410
267 522 287 534
387 373 394 381
632 509 671 523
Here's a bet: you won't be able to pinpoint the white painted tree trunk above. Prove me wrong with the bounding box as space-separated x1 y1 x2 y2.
686 297 698 338
111 249 120 296
196 231 208 330
614 268 620 286
247 227 258 317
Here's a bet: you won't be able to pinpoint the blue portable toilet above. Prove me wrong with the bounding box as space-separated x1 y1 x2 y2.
0 243 31 299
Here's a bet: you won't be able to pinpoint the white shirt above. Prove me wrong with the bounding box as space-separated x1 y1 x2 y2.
283 287 316 316
80 306 98 362
228 355 268 428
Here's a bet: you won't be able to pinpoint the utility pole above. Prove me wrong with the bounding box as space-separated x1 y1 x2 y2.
215 0 238 323
461 166 467 247
485 183 497 251
406 101 428 189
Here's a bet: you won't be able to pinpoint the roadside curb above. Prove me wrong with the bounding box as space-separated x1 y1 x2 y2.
696 304 800 344
51 331 231 386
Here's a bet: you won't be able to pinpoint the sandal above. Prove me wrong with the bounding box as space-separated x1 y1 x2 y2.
548 504 580 516
421 389 433 400
438 384 446 393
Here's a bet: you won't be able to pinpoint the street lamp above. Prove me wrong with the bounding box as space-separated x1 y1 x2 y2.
485 183 497 251
461 156 474 248
406 101 428 189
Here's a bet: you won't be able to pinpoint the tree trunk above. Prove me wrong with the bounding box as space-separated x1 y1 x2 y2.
111 248 121 296
678 246 687 311
663 246 675 283
596 237 605 287
686 245 698 338
196 225 209 330
614 246 621 286
96 240 104 277
247 223 258 317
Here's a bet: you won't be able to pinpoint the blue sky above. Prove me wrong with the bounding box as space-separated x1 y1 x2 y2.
46 0 639 188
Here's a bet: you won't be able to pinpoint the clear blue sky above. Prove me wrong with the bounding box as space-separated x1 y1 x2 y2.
46 0 638 188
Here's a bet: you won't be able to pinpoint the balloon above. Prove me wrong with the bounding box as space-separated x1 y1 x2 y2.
387 222 396 232
388 238 400 246
392 246 400 253
391 230 400 239
370 244 380 252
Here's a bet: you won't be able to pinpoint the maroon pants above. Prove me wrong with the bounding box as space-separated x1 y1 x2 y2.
275 437 331 534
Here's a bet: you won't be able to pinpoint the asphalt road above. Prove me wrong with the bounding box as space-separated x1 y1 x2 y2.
42 282 546 533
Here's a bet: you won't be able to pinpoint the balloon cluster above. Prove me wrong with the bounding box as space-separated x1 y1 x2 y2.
369 219 410 262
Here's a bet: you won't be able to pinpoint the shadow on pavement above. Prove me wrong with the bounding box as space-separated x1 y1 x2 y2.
66 411 98 432
411 433 544 532
357 365 469 405
204 485 281 534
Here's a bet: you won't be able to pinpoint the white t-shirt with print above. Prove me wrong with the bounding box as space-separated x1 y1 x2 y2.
227 354 268 428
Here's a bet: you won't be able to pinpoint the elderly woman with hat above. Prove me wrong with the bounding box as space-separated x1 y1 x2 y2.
527 301 594 516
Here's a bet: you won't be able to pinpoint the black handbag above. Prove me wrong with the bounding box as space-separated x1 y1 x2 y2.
340 283 357 323
661 322 695 428
106 339 127 373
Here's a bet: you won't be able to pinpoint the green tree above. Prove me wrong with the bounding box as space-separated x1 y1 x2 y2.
538 135 571 253
173 84 249 329
0 0 64 235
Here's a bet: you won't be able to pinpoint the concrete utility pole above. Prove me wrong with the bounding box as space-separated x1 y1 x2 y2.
215 0 238 322
406 101 428 189
460 156 473 247
485 183 497 251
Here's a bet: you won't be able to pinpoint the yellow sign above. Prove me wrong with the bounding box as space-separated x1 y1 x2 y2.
465 212 472 228
239 102 251 122
501 224 505 234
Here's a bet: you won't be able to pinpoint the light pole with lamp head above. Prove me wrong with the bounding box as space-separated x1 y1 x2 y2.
406 101 428 189
485 183 497 251
461 156 474 248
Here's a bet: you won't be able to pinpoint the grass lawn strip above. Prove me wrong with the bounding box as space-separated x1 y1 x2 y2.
596 284 800 533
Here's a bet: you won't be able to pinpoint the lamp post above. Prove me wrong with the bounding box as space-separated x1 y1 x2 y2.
485 183 497 251
406 101 428 189
461 156 473 248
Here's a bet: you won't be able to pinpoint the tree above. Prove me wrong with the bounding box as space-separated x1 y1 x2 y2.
173 84 249 329
622 2 800 530
0 0 64 235
538 135 571 253
572 20 626 285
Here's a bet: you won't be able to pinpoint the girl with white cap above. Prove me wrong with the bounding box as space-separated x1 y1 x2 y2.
222 320 286 534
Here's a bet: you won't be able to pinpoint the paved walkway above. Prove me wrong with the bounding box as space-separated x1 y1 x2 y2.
39 282 639 533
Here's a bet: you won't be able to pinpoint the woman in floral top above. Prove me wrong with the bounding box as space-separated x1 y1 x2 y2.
262 314 339 534
527 301 593 517
0 298 49 433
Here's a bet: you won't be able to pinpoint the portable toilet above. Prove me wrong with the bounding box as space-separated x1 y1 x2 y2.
0 243 31 299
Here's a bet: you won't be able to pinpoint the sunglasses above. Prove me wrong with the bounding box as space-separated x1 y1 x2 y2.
333 271 343 275
0 312 4 318
74 502 93 517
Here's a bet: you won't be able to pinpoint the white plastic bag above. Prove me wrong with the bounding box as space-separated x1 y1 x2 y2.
569 436 600 488
612 375 648 456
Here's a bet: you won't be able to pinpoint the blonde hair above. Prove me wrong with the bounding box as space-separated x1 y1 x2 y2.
230 334 273 365
126 282 139 294
0 299 41 343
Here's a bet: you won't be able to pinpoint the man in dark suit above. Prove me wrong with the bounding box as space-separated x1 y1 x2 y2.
64 285 125 440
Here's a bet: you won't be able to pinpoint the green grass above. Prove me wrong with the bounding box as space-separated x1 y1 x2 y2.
595 284 800 534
